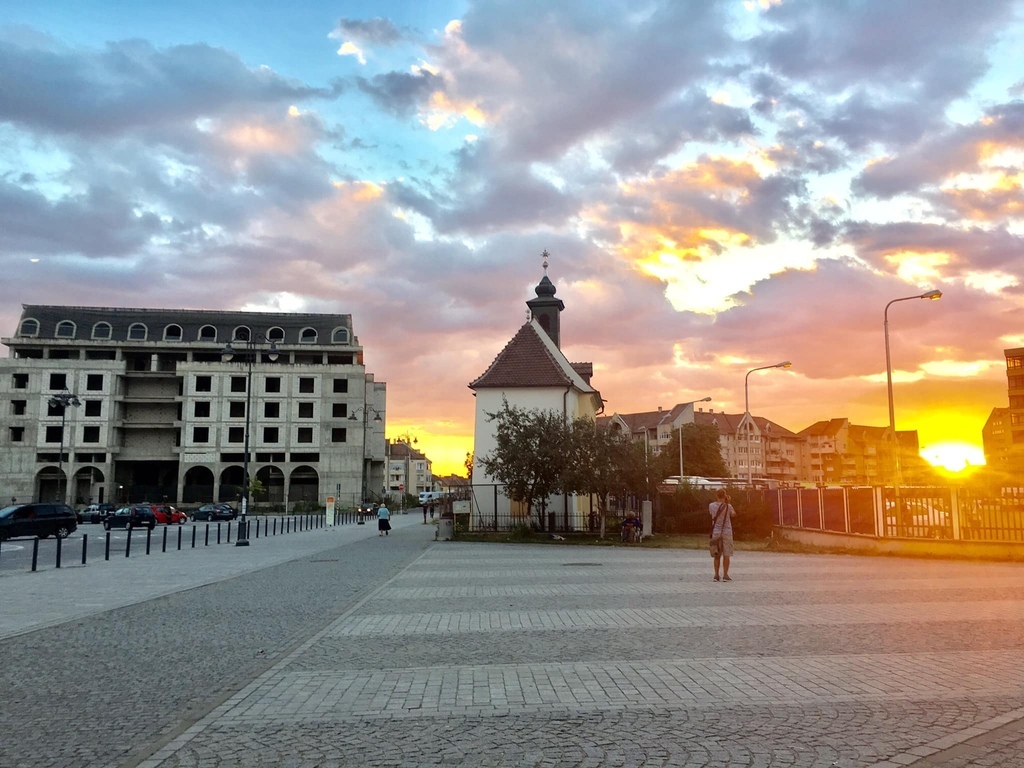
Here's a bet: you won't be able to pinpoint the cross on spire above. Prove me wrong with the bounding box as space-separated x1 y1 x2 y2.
541 249 549 275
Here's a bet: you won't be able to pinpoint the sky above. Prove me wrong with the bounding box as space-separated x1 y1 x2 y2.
1 0 1023 476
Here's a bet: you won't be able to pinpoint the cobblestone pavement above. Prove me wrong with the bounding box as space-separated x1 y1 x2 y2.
5 538 1024 767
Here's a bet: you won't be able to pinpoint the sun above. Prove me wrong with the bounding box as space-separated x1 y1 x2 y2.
920 442 986 474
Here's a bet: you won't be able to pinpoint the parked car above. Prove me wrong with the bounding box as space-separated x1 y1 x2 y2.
78 502 115 524
0 502 77 541
193 503 237 521
149 504 188 525
103 505 157 531
885 499 951 537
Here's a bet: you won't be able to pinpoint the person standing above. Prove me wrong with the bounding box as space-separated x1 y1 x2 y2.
378 503 391 536
422 503 428 524
709 489 735 582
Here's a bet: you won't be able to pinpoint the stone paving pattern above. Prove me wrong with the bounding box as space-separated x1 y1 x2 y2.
4 529 1024 767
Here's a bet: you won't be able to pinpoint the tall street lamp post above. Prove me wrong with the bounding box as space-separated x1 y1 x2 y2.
48 389 81 504
884 289 942 486
745 362 791 484
221 335 280 546
677 396 712 479
349 407 382 504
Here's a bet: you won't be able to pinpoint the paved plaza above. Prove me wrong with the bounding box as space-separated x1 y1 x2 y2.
3 519 1024 767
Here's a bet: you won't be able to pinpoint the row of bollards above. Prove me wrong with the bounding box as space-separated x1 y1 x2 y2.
2 513 339 573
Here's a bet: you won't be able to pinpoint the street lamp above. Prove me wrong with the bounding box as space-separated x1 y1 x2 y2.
745 362 791 484
677 396 712 479
221 335 280 546
349 407 383 503
47 389 81 504
884 289 942 485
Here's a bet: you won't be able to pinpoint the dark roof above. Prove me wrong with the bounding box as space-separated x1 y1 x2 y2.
798 418 848 438
469 322 592 390
12 305 354 346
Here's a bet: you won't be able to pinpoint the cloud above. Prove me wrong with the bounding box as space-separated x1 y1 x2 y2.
356 70 443 117
330 17 406 47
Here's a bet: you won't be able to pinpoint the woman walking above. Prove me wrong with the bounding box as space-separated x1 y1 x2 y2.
378 503 391 536
709 489 735 582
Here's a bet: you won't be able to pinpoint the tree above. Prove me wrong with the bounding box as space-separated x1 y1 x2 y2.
655 423 730 481
477 400 572 530
563 418 633 537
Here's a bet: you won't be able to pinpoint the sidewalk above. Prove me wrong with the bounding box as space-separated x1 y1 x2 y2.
0 513 421 640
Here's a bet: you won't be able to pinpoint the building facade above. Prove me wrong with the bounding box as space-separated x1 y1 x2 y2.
386 439 433 502
0 306 386 509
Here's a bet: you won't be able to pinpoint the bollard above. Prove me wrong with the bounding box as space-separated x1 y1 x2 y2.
217 523 221 544
286 518 290 534
255 517 259 539
82 533 88 565
205 524 209 546
32 539 39 571
56 536 62 568
178 526 182 551
162 526 168 553
126 529 132 558
146 527 152 555
227 521 232 543
273 518 277 536
192 525 197 548
105 530 111 561
264 517 268 537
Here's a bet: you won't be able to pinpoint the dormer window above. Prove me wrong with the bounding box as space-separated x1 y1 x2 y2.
331 327 349 343
19 318 39 337
163 324 183 341
300 328 317 344
92 322 112 340
198 325 217 341
233 326 251 342
128 323 148 341
55 320 76 338
267 327 285 342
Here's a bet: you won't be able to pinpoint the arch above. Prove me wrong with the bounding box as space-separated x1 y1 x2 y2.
73 466 104 506
267 326 285 342
233 326 251 342
55 320 77 338
288 465 319 504
92 322 112 340
127 322 148 341
163 324 183 341
255 465 285 504
19 318 39 337
299 327 318 344
183 465 215 504
35 466 67 504
219 465 245 503
331 327 349 344
198 324 217 341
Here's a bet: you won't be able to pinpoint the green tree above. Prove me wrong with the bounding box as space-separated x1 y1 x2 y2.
655 423 730 481
563 418 633 537
477 400 572 530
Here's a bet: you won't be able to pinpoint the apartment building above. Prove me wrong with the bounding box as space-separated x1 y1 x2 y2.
0 305 386 508
386 439 433 501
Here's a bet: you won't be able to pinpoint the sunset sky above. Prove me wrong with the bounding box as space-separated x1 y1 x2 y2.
1 1 1022 476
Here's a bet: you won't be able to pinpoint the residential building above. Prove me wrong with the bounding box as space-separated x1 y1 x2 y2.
986 347 1024 478
0 305 386 508
983 407 1014 478
386 439 433 501
599 402 703 458
469 259 602 529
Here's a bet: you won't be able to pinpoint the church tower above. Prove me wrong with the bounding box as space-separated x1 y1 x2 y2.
526 250 565 349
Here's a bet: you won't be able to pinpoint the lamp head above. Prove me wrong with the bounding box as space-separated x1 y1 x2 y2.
775 361 792 369
699 396 712 402
372 413 382 423
220 342 235 362
921 289 942 300
348 413 358 421
266 343 280 362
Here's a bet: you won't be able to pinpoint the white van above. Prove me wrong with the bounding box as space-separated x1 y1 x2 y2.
418 491 444 505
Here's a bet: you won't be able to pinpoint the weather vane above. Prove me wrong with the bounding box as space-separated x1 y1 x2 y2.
541 249 549 275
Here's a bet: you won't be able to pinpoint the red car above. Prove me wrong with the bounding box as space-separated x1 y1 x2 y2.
149 504 188 525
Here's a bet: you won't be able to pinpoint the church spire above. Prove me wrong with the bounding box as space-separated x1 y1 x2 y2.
526 249 565 348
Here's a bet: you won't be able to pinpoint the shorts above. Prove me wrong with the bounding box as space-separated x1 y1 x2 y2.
709 532 734 557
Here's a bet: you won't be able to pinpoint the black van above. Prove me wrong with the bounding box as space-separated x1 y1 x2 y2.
0 502 78 541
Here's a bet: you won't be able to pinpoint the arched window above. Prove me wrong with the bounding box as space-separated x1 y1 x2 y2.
19 318 39 337
198 325 217 341
127 323 148 341
92 322 112 340
55 320 76 338
163 324 183 341
233 326 251 342
267 327 285 342
299 327 317 344
331 327 349 343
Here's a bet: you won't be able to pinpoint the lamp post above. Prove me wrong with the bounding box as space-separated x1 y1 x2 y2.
745 362 791 484
47 389 81 504
221 335 280 546
884 289 942 486
677 396 712 479
349 407 383 504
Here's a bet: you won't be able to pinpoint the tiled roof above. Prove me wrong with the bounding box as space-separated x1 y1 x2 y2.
694 411 745 436
798 418 848 438
469 321 594 392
